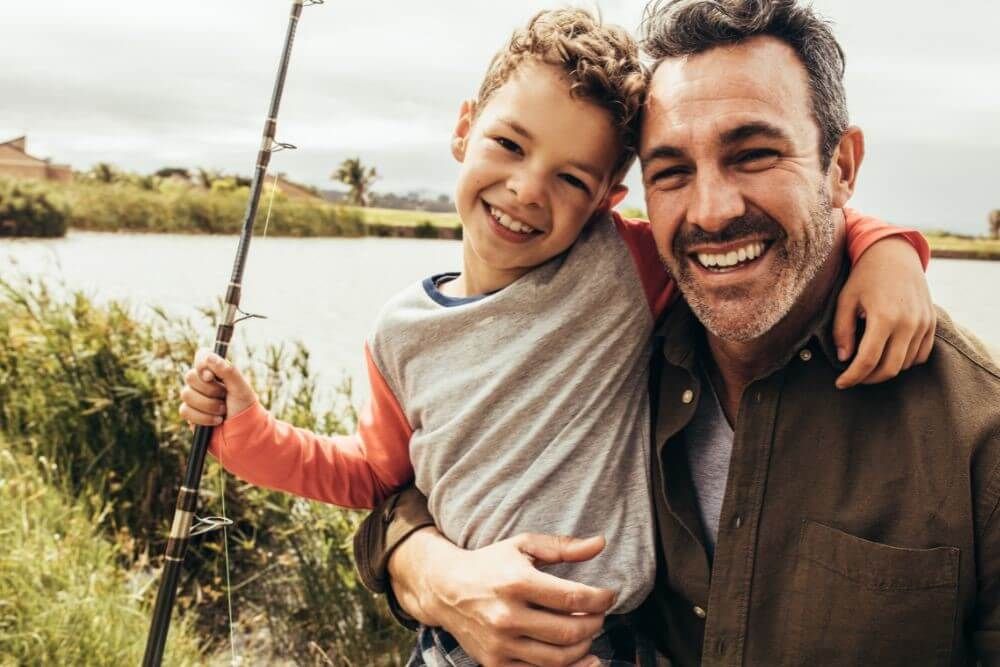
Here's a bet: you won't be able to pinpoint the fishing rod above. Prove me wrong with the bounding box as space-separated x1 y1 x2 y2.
142 1 322 664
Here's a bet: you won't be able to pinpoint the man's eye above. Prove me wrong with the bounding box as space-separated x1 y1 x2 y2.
649 167 689 187
560 174 590 194
737 149 779 165
494 137 522 154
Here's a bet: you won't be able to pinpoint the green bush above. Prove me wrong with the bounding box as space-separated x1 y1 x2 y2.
0 277 410 664
0 178 69 237
0 178 366 238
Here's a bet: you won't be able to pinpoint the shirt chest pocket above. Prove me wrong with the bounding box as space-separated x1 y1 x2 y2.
787 520 960 666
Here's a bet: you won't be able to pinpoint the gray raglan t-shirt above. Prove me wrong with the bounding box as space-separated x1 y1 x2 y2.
367 216 668 613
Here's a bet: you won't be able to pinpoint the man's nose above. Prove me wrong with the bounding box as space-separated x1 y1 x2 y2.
687 169 745 232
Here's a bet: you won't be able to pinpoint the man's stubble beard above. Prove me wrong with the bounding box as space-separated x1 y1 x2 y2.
665 188 837 343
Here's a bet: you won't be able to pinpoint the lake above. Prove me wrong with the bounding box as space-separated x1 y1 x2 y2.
2 231 998 402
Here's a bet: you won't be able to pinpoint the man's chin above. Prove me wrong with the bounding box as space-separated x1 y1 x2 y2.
682 287 789 343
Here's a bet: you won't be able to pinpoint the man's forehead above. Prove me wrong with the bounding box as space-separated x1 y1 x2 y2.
643 36 813 143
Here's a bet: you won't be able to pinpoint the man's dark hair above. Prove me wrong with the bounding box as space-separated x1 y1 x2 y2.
640 0 848 169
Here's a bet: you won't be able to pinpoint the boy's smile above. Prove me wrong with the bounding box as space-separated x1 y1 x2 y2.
445 60 626 297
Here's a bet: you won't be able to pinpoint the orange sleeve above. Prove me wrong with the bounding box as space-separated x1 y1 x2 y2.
612 212 679 320
208 342 414 509
844 207 930 269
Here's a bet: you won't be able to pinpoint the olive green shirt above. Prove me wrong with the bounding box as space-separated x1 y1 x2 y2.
354 284 1000 666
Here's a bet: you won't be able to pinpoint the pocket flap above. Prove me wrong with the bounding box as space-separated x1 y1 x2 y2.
799 520 959 591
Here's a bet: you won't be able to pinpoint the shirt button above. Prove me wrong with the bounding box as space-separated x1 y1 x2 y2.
693 605 707 619
733 514 743 529
681 389 694 404
799 349 813 362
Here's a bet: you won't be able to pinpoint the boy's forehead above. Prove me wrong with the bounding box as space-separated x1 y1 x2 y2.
479 61 622 174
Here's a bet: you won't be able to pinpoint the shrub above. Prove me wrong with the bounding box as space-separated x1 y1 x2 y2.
0 277 411 663
0 178 69 237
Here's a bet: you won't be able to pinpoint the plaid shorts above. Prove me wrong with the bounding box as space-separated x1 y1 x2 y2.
407 615 665 667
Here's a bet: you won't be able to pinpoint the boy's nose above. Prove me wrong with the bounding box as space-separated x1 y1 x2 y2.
507 171 545 208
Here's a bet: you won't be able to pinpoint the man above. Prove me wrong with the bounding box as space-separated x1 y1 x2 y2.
353 1 1000 664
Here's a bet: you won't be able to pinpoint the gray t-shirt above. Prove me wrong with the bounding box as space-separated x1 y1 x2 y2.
684 366 735 556
369 217 662 613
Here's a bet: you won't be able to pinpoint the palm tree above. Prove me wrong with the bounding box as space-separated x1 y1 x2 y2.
332 157 377 207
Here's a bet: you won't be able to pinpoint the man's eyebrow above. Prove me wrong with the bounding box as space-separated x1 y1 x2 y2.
640 145 686 164
720 121 790 146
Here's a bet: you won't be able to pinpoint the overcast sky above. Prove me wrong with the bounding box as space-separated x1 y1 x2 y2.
4 0 997 234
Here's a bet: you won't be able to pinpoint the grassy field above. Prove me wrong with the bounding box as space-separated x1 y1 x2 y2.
0 447 205 665
925 233 1000 261
346 204 461 229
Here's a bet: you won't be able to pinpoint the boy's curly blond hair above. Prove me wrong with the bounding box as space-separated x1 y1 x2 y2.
476 8 648 181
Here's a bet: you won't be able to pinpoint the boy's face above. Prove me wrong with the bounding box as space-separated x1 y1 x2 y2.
452 60 626 275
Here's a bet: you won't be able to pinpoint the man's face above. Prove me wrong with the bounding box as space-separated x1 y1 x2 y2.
640 36 839 342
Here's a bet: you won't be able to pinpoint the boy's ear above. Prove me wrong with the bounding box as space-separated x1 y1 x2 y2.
600 184 629 212
451 99 476 162
828 126 864 208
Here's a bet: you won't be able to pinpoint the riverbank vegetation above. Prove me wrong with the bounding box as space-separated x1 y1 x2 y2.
0 277 411 663
5 176 1000 259
0 176 461 240
923 231 1000 261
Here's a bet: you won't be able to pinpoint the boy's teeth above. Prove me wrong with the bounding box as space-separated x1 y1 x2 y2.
696 241 766 269
490 206 534 234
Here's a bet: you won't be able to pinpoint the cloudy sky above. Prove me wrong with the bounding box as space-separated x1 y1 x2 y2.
4 0 997 234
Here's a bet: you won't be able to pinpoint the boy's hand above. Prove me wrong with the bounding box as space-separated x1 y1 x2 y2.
834 237 936 389
178 349 258 427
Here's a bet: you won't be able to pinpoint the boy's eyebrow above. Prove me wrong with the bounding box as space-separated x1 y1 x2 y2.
498 117 604 182
499 118 534 141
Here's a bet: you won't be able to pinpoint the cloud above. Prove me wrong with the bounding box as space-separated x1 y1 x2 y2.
3 0 997 231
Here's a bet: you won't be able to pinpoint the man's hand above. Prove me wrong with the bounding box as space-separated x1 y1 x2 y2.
834 237 936 389
390 527 615 667
178 349 258 427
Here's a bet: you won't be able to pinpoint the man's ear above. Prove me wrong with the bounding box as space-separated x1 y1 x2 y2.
828 126 865 208
599 184 629 212
451 99 475 162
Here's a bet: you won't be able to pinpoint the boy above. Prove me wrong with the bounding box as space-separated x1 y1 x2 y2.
180 9 932 664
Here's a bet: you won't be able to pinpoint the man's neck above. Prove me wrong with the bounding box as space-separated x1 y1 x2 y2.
706 240 846 424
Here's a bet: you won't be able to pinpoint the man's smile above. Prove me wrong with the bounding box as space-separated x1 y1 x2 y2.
689 239 773 272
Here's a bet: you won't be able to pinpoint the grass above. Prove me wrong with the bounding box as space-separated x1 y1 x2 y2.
344 205 461 229
0 276 412 664
0 446 205 665
925 233 1000 260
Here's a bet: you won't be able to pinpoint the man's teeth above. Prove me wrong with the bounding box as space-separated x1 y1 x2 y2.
697 241 766 269
490 206 535 234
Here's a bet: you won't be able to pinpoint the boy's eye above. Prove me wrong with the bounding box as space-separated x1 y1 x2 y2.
560 173 591 195
494 137 522 154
